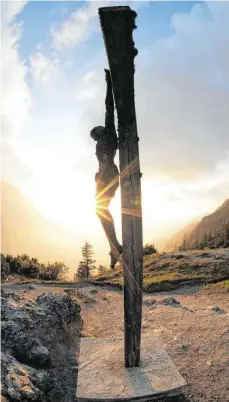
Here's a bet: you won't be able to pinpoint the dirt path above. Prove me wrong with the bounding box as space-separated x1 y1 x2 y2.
78 284 229 402
1 281 203 295
2 282 229 401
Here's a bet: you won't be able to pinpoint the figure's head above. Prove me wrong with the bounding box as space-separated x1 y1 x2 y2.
90 126 104 141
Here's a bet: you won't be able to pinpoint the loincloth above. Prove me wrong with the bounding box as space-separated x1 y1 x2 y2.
95 166 119 202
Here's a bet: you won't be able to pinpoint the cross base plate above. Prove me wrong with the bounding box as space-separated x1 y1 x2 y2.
77 336 186 401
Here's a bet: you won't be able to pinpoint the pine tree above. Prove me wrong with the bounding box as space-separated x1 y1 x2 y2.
180 239 187 251
77 242 96 281
77 261 88 280
223 224 229 248
143 243 157 256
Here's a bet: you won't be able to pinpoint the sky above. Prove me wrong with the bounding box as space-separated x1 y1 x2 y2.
1 0 229 266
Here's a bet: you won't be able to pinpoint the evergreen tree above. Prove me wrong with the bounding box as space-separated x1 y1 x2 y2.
143 243 157 256
223 225 229 248
180 239 187 251
77 242 96 281
77 261 88 280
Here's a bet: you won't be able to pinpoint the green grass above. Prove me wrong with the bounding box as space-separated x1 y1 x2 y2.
204 280 229 292
221 280 229 289
94 250 229 292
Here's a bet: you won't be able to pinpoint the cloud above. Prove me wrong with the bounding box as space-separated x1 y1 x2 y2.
27 2 229 184
1 0 27 27
5 1 228 245
1 141 33 189
1 0 32 186
1 20 31 140
51 0 145 51
133 2 229 181
29 51 60 86
51 1 105 50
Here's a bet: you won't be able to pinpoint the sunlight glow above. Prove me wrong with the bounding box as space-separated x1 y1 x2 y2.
29 171 98 233
26 168 212 249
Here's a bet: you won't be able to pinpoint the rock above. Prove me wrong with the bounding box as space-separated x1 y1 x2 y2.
89 289 98 294
83 296 96 303
143 299 157 307
1 291 21 302
64 288 76 296
209 306 226 314
160 297 181 307
14 336 50 368
2 352 50 401
1 291 82 402
175 254 186 260
199 252 214 258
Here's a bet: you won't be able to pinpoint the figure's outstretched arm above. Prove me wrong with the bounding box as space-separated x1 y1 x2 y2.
104 69 115 134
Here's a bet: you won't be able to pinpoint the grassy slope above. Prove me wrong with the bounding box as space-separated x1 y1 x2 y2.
93 248 229 292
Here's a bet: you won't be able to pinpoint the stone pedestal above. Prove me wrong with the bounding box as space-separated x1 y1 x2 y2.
77 336 186 401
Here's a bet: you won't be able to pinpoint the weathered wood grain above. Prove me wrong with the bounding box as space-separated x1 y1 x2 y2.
98 6 143 368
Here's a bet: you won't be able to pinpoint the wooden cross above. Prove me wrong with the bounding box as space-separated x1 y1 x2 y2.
98 6 143 368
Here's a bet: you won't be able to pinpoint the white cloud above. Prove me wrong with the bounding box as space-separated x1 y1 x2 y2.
1 0 27 27
50 0 143 51
51 1 106 50
1 21 31 140
3 1 228 247
29 52 60 85
1 1 32 186
39 2 229 185
134 2 229 180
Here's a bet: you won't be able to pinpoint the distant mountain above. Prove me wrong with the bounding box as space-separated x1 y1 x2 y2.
167 199 229 251
185 199 229 249
189 199 229 240
162 220 200 252
1 182 82 273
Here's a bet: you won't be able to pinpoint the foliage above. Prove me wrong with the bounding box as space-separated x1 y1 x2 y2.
143 243 157 256
179 224 229 251
2 254 40 279
15 254 41 278
39 261 69 280
98 264 107 275
1 253 69 281
77 241 96 281
77 261 88 280
1 254 10 280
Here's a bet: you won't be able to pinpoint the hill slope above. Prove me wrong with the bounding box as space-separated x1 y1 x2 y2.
163 200 229 251
94 249 229 292
187 199 229 249
162 220 199 252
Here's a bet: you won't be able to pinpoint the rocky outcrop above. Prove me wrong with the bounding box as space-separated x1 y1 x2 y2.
1 291 82 402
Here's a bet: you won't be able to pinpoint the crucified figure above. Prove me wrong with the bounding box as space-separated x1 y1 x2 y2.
90 69 123 269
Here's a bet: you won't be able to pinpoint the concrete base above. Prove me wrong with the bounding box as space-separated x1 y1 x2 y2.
77 336 186 401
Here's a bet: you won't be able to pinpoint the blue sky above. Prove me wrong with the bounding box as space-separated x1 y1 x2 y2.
2 1 229 266
17 1 201 62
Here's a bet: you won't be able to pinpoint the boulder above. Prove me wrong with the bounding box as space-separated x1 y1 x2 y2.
1 291 82 402
160 297 181 307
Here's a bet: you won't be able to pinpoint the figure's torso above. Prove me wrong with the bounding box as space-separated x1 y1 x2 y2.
96 129 117 172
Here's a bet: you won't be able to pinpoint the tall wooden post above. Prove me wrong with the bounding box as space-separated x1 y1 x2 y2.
99 6 143 368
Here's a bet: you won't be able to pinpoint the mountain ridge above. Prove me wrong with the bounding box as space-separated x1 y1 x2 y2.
163 199 229 251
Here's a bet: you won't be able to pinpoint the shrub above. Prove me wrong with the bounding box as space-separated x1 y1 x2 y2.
1 254 10 280
143 243 157 256
15 255 40 278
39 261 69 281
1 253 69 281
5 254 17 273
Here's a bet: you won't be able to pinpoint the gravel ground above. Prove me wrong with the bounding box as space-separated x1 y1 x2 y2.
2 282 229 402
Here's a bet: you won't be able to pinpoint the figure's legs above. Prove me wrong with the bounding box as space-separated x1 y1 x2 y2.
96 197 122 268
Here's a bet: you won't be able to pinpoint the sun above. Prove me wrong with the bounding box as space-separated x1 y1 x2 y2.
27 171 203 247
29 171 99 233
